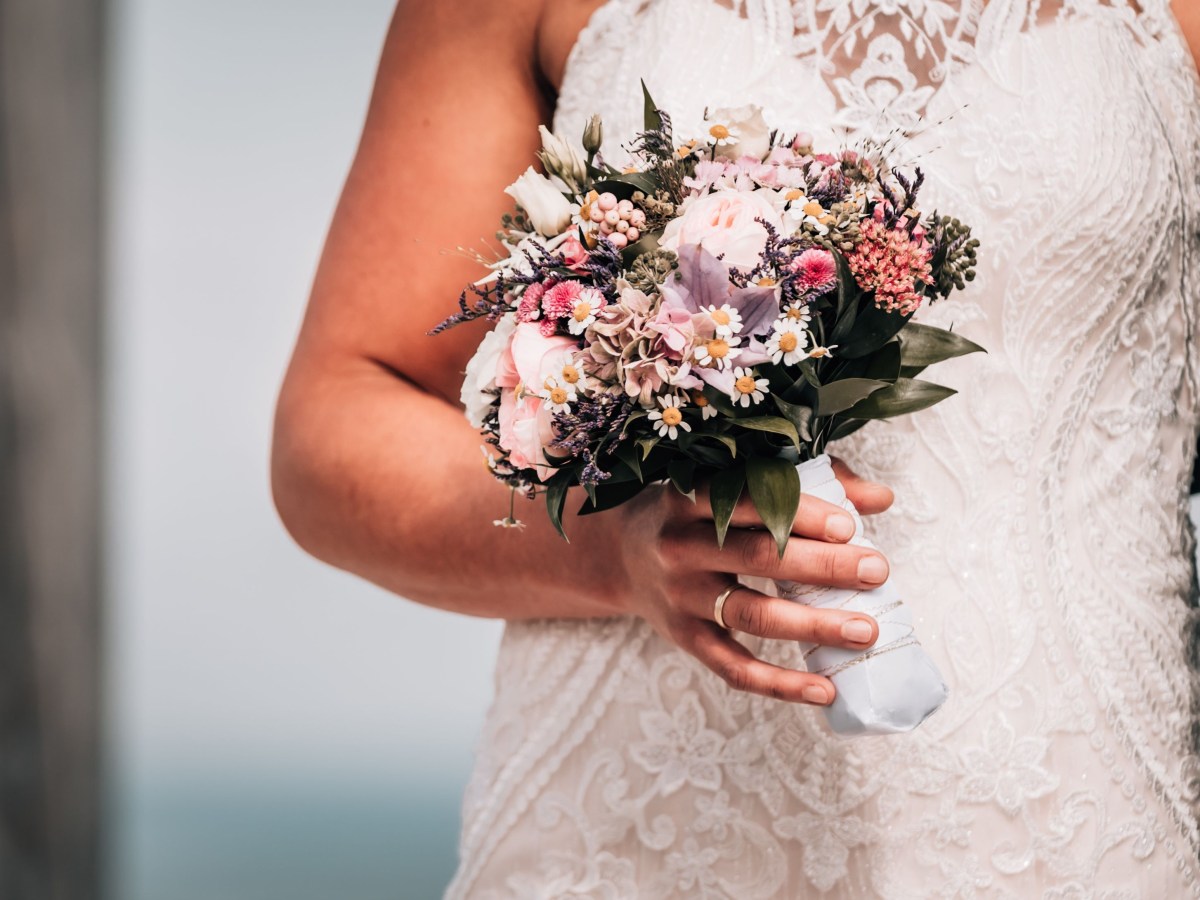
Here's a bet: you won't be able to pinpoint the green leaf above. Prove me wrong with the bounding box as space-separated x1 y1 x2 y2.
594 174 658 200
770 396 814 442
620 410 647 439
620 230 662 267
829 251 863 344
668 458 697 496
636 436 660 460
731 416 800 449
545 478 570 541
844 377 957 419
815 378 891 417
706 433 739 459
837 298 914 360
898 321 986 367
708 466 745 549
827 417 869 442
860 338 903 383
641 79 662 132
578 478 647 515
613 442 643 482
745 457 800 559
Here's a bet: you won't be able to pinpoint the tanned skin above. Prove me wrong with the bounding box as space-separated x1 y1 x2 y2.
272 0 1200 706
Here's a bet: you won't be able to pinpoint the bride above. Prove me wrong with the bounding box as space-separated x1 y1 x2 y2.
272 1 1200 895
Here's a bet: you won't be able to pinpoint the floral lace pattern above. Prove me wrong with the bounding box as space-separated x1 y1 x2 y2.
446 1 1200 896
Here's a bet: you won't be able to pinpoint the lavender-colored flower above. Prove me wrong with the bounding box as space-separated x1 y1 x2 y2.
660 245 779 338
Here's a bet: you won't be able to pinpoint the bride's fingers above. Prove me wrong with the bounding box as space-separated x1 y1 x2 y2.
694 584 879 649
674 521 889 590
830 456 894 516
693 486 857 542
676 618 837 705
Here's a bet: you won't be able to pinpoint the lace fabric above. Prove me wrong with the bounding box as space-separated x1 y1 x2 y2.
446 2 1200 896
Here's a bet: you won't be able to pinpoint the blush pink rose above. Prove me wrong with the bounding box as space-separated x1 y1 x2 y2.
496 323 577 479
659 189 783 271
497 391 558 479
559 235 590 271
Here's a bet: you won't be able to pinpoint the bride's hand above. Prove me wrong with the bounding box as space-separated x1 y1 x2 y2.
611 458 893 706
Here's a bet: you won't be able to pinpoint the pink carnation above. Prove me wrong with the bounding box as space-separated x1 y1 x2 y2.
790 249 838 294
516 281 548 324
541 280 583 320
847 218 933 316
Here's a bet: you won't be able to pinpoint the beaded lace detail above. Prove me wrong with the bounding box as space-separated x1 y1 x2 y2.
447 1 1200 896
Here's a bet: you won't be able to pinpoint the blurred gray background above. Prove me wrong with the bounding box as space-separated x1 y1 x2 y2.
104 1 502 897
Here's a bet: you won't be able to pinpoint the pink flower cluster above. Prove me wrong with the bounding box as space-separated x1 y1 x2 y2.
847 217 933 315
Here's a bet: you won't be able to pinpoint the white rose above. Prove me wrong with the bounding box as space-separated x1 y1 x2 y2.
659 189 784 270
707 104 772 161
461 313 517 428
505 167 573 237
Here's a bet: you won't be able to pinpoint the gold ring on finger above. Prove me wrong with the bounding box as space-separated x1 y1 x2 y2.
714 585 739 630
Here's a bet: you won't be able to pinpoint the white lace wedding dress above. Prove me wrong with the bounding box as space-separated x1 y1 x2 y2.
445 1 1200 896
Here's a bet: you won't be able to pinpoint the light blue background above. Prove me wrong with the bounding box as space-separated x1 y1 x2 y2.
104 2 504 897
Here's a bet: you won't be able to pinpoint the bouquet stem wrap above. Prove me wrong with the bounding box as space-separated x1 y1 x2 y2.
773 454 948 736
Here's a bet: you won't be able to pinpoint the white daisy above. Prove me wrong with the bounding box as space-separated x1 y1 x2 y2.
647 394 692 440
538 375 577 413
807 344 838 360
706 121 741 147
784 302 813 326
765 318 810 365
692 334 742 371
729 367 769 408
691 391 719 420
567 287 606 335
784 195 831 236
703 303 743 339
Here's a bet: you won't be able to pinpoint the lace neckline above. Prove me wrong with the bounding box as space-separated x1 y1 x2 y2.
557 0 1182 138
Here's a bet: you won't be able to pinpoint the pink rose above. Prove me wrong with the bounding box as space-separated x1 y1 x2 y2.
497 391 558 479
659 189 783 271
559 235 590 271
496 323 577 479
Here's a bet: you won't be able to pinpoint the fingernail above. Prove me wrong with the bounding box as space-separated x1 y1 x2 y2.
841 619 874 644
825 514 855 542
802 684 831 705
857 556 888 584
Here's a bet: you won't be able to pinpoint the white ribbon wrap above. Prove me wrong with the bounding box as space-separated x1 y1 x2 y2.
767 454 948 736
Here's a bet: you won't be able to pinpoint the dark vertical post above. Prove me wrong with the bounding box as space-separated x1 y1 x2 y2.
0 0 105 897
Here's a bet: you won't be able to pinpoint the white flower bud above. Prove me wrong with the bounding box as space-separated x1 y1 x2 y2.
537 126 587 192
582 115 603 156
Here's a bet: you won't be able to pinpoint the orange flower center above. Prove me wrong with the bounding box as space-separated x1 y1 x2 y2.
706 339 730 360
709 124 731 140
710 308 731 326
573 302 593 322
561 365 580 384
692 392 709 407
735 375 758 394
662 407 683 426
549 387 569 405
778 332 798 352
787 307 807 320
803 201 824 218
756 277 776 287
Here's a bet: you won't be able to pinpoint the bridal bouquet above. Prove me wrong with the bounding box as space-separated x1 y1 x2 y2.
436 87 981 736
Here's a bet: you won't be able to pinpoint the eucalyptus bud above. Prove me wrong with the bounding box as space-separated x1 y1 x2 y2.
537 125 587 192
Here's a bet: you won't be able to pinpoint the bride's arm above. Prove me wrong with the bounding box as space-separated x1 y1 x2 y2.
272 0 894 703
